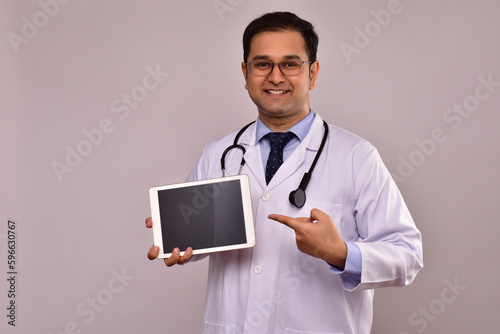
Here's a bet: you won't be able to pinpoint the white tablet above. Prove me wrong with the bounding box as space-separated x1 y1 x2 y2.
149 175 255 258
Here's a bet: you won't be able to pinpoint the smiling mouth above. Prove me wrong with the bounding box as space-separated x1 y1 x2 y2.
265 90 288 95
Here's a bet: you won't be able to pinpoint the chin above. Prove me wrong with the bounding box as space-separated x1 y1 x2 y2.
259 108 289 117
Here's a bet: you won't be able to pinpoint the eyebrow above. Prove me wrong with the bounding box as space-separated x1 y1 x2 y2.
251 54 303 61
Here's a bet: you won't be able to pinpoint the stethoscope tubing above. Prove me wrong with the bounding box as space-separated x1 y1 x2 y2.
220 120 328 208
220 121 255 177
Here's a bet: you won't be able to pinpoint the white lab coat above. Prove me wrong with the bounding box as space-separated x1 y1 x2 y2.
187 112 423 334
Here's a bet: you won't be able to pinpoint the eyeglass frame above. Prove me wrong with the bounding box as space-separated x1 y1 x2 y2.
244 59 313 77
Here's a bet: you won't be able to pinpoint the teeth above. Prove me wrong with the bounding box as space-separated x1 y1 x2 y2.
267 90 286 94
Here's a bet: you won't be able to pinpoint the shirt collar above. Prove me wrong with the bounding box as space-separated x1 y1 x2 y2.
255 109 316 145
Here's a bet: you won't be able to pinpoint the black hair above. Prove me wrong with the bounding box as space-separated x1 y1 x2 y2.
242 11 319 63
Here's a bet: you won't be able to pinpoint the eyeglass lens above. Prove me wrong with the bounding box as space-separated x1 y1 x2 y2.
249 60 306 76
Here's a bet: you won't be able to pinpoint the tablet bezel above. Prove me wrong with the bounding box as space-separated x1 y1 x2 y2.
149 174 255 259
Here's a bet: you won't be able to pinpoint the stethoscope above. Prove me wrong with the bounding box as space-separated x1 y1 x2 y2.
220 120 329 208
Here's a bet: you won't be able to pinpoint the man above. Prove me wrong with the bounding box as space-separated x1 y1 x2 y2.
146 12 423 334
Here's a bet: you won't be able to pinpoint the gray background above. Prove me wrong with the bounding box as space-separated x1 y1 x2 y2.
1 0 499 333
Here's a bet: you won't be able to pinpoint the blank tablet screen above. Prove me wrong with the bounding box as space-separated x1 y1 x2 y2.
157 179 247 252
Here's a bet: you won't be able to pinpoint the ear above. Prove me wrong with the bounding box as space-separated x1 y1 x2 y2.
309 60 320 90
241 62 249 90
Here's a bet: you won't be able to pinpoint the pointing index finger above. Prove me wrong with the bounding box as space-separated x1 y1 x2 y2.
268 214 303 230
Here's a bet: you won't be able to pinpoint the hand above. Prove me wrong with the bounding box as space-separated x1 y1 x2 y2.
145 217 193 267
268 208 347 269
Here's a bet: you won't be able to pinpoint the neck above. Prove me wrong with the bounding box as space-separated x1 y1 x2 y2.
258 109 310 132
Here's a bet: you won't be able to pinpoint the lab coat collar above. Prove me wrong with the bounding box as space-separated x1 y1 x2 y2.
238 111 326 191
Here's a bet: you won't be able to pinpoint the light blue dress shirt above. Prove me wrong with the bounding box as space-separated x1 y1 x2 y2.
255 110 362 285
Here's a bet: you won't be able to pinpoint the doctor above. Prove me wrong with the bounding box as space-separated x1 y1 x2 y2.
146 12 423 334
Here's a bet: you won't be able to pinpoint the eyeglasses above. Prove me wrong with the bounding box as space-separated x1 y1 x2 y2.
246 59 312 76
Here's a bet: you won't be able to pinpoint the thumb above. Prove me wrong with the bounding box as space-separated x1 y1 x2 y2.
309 208 331 223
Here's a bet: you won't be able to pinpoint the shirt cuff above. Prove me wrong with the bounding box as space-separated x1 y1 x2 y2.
329 242 362 290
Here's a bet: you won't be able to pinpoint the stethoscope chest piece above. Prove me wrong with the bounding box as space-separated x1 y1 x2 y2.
289 188 306 208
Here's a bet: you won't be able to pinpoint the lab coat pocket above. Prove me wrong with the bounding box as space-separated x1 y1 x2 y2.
285 328 343 334
301 203 343 228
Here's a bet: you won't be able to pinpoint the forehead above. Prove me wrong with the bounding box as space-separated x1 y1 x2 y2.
248 30 308 60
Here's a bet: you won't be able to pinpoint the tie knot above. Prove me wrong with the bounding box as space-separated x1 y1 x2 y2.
264 132 296 149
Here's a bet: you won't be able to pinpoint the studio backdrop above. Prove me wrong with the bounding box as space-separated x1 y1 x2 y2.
1 1 499 333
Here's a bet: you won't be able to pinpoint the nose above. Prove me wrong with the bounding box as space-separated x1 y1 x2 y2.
267 63 285 84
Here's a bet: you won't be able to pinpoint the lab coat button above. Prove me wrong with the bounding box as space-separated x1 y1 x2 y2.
262 193 271 201
254 265 262 275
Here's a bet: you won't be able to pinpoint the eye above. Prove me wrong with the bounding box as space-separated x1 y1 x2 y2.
253 60 272 68
282 61 300 68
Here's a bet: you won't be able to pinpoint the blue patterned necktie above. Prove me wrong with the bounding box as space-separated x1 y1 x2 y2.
264 132 296 184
